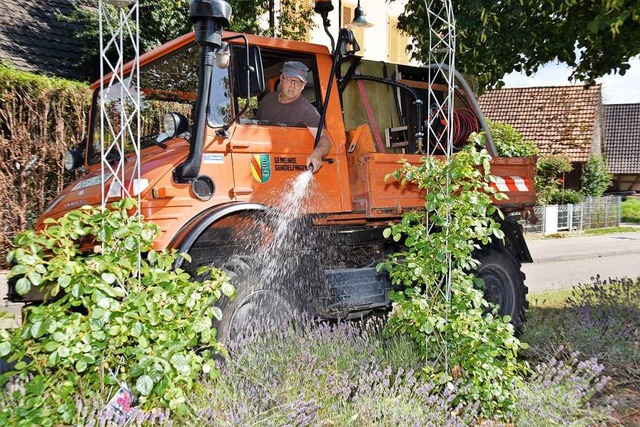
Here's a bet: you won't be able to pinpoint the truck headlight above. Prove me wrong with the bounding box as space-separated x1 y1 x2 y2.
63 150 84 171
163 112 189 138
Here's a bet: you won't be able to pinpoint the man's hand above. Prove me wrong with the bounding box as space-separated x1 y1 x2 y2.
306 131 331 173
306 151 323 173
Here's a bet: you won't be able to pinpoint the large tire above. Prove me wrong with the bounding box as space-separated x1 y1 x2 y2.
474 247 528 332
215 254 306 344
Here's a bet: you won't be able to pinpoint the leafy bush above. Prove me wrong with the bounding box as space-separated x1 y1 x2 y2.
581 155 612 197
488 120 539 158
378 141 527 419
0 199 233 426
548 188 583 205
535 155 573 205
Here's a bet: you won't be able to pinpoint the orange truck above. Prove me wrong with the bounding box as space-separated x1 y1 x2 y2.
12 0 536 336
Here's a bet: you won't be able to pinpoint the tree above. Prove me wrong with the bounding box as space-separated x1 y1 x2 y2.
62 0 314 80
581 155 612 197
395 0 640 92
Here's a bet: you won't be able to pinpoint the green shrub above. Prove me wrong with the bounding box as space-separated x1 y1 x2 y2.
0 199 233 426
581 155 612 197
488 120 539 158
379 140 527 419
548 189 583 205
535 155 573 205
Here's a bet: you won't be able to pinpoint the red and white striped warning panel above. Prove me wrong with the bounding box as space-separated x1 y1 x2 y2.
490 176 530 192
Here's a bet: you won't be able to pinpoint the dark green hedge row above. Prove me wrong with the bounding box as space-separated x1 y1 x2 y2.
0 64 91 269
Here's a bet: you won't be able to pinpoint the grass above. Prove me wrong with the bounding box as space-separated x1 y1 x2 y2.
621 197 640 224
583 226 639 236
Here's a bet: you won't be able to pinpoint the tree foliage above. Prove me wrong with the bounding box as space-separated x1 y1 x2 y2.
395 0 640 92
63 0 314 80
535 155 573 205
487 120 538 158
581 155 613 197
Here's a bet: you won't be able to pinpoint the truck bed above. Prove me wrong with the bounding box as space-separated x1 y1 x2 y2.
344 125 536 218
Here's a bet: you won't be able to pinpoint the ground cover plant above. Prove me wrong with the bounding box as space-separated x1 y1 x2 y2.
1 314 616 426
522 275 640 426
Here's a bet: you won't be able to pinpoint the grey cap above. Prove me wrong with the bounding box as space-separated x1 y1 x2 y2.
282 61 308 83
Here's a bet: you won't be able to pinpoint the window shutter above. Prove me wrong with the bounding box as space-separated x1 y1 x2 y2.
388 16 409 64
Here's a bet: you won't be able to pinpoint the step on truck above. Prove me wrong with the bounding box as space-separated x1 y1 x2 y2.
10 0 536 340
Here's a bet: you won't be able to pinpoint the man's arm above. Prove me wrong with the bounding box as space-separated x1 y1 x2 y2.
306 130 331 173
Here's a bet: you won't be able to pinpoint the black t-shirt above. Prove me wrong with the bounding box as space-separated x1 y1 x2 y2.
255 92 320 127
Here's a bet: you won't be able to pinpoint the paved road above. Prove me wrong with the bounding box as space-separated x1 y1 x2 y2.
2 231 639 327
523 231 640 293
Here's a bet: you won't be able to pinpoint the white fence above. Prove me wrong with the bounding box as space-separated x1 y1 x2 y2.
519 196 622 235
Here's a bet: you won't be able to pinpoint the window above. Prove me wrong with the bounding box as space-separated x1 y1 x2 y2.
88 44 204 166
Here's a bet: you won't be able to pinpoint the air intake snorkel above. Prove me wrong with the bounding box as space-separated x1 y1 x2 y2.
174 0 232 183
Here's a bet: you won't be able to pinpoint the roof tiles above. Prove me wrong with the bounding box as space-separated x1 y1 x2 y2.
603 104 640 174
478 85 602 162
0 0 90 80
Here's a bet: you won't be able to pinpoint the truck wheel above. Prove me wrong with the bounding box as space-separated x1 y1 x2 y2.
215 255 305 344
474 247 528 332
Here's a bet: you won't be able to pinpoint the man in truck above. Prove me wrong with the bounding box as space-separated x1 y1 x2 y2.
254 60 331 172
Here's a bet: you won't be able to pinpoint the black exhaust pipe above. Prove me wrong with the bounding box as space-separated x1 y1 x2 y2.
174 0 232 183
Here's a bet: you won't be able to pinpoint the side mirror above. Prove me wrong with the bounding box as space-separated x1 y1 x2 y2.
233 45 265 98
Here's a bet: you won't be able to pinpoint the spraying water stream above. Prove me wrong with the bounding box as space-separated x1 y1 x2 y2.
258 170 317 285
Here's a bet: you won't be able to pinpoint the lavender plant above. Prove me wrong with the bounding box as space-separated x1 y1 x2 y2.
514 348 613 426
523 276 640 383
1 315 616 425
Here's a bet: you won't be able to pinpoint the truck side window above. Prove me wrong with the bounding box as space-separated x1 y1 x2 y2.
208 63 231 127
233 49 319 126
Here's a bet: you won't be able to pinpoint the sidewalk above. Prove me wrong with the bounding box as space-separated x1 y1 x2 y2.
525 231 640 263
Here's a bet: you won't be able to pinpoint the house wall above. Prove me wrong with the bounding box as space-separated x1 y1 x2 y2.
613 174 640 192
309 0 411 64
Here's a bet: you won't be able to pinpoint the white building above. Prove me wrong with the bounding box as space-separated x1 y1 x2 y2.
264 0 412 64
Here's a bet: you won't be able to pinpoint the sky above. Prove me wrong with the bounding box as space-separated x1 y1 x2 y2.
502 56 640 105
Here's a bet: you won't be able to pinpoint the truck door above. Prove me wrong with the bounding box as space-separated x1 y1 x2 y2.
228 52 348 214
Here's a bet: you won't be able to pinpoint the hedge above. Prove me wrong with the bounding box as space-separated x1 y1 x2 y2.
0 64 91 269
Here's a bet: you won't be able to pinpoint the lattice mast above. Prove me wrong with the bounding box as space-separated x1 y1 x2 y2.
424 0 456 370
98 0 141 211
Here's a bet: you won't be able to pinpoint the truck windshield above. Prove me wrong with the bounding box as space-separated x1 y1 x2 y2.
87 43 231 165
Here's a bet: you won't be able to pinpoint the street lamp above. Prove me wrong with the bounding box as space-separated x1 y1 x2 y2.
348 0 373 28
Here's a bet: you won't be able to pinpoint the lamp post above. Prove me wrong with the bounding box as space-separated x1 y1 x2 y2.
347 0 373 28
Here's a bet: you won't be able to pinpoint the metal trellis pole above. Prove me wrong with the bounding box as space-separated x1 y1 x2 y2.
424 0 456 373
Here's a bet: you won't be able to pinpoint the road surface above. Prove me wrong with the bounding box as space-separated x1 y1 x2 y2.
522 231 640 293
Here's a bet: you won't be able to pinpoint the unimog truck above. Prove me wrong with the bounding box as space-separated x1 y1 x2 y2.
10 0 536 338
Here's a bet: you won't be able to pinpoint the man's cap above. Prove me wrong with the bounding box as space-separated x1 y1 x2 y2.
282 61 308 83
